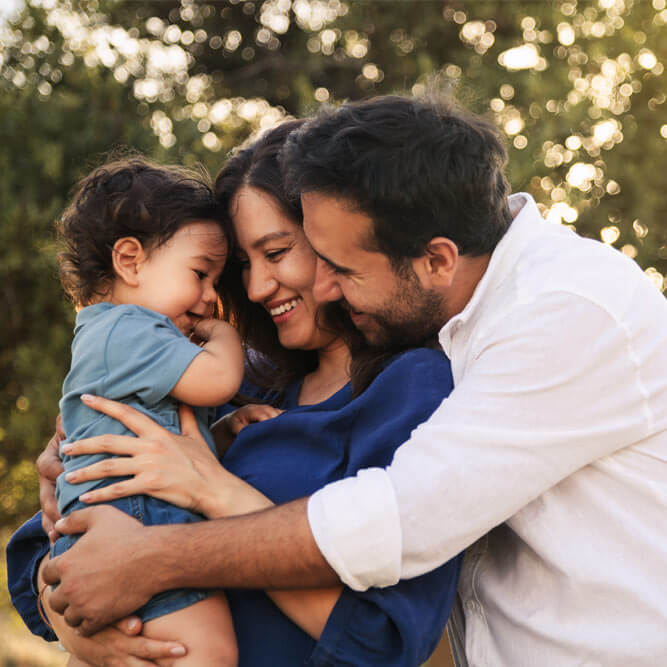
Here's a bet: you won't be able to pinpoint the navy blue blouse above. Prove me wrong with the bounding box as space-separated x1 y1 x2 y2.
7 347 461 666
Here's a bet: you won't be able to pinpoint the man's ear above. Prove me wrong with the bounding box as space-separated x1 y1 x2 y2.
112 237 146 287
412 237 459 288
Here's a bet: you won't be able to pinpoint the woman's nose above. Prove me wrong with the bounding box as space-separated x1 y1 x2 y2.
246 264 278 303
312 258 343 304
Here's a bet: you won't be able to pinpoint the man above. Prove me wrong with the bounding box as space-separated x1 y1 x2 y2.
16 96 667 665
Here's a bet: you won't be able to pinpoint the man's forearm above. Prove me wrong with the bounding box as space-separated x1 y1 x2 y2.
150 497 340 591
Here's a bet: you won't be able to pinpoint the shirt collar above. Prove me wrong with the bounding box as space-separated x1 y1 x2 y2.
438 193 545 351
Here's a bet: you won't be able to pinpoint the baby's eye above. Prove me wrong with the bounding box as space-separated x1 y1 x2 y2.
194 270 207 280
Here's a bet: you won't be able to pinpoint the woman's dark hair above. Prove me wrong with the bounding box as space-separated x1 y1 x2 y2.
282 95 513 270
215 121 415 400
57 153 227 307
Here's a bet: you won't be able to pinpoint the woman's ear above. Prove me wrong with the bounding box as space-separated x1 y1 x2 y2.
412 237 459 288
112 237 146 287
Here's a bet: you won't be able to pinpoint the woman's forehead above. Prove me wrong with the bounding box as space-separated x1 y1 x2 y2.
232 186 301 248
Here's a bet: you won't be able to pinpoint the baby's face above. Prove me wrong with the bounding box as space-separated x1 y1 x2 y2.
135 220 227 335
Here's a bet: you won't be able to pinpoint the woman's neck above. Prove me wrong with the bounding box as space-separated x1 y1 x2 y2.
298 337 351 406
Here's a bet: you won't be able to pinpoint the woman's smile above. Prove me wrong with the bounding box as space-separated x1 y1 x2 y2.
268 297 303 319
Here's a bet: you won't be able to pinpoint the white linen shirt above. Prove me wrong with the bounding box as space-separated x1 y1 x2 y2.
307 193 667 666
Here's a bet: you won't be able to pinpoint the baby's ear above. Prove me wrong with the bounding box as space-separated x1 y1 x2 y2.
112 237 145 287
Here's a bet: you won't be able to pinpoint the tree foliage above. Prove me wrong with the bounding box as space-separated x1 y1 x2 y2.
1 0 665 530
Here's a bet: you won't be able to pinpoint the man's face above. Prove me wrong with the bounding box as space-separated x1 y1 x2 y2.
301 192 445 347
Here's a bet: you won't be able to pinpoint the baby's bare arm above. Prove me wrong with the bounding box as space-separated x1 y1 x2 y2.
171 320 244 406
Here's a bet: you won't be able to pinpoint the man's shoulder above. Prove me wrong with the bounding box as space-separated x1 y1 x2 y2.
509 226 658 319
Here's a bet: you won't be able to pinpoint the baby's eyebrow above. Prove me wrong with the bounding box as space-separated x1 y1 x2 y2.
192 253 227 263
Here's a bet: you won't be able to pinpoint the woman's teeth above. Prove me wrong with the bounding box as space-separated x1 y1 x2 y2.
269 298 301 316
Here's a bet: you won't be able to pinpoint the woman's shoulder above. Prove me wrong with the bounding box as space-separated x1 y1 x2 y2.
352 346 452 412
379 347 452 383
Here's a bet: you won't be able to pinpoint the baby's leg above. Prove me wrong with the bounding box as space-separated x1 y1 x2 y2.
143 592 237 666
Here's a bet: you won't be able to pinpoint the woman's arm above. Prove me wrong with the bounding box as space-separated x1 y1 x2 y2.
60 404 341 639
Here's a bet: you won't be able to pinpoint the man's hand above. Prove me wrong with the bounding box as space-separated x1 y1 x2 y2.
37 415 65 542
38 555 186 665
42 505 160 636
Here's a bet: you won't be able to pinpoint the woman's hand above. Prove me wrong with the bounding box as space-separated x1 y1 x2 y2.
60 395 273 519
37 554 186 665
37 415 65 542
213 403 283 456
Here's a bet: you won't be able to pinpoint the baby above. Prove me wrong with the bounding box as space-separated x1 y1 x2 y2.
51 155 243 665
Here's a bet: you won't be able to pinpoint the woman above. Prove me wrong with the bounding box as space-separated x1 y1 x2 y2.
8 121 461 666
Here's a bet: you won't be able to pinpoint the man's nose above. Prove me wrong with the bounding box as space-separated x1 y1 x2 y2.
312 258 343 304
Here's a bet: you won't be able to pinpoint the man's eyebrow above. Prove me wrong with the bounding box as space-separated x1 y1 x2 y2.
313 248 352 274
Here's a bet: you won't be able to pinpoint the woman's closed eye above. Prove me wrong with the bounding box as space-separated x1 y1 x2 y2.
265 247 289 262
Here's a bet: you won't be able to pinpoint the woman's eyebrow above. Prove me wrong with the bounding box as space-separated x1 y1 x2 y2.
250 231 292 249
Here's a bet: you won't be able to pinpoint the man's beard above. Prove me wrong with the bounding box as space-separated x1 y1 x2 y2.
355 279 445 349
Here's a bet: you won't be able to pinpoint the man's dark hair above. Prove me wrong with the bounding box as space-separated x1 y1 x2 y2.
57 154 227 307
282 95 513 266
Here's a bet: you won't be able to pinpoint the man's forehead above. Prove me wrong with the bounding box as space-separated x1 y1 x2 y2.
302 193 371 240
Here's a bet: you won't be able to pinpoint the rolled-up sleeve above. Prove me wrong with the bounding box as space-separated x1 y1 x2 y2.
6 511 57 641
308 468 402 591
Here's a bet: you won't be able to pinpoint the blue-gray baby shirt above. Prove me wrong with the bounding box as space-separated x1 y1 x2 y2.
56 303 215 513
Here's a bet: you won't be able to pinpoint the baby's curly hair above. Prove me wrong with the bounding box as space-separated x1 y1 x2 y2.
57 154 228 307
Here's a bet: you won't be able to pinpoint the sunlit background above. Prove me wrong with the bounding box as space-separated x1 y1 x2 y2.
1 1 665 663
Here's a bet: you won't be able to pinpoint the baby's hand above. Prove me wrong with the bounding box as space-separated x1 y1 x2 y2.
191 318 236 344
213 404 283 457
227 404 284 436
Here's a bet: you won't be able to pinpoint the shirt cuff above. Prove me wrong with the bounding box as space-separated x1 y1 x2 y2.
307 467 402 591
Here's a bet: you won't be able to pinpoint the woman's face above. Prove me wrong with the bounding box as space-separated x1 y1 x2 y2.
231 185 337 351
